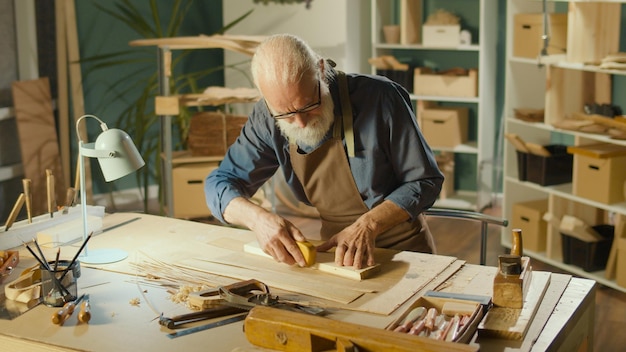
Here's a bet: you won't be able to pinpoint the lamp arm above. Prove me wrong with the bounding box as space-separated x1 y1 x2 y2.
80 143 118 159
76 114 109 143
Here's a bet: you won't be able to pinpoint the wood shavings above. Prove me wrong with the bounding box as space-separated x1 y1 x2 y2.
425 9 460 25
129 298 141 306
169 284 213 310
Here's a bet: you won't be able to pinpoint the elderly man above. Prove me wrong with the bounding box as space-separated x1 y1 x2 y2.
205 34 443 269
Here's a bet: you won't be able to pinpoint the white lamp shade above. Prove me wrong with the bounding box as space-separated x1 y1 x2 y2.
94 128 145 182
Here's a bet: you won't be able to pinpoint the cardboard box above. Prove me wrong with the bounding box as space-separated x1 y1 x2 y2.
561 224 614 272
386 296 482 344
617 238 626 288
511 199 548 252
414 67 478 97
525 145 573 186
436 153 455 200
172 155 221 219
568 143 626 204
419 107 469 148
513 13 568 59
422 24 460 47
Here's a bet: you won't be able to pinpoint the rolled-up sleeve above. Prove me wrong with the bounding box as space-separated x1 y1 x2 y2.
204 103 279 223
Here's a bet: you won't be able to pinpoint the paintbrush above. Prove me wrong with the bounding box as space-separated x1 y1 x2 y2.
59 232 93 282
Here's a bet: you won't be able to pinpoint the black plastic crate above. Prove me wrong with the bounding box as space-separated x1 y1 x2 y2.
561 224 614 272
376 68 414 94
526 144 573 186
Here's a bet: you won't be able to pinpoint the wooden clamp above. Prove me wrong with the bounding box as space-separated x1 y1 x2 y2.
0 250 20 283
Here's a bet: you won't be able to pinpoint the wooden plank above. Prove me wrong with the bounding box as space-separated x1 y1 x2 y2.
11 78 67 217
400 0 422 45
55 0 70 190
64 0 91 202
178 245 458 315
566 2 621 64
532 277 596 351
243 240 380 280
477 271 551 340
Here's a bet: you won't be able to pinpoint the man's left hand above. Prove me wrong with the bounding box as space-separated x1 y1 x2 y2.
316 221 377 269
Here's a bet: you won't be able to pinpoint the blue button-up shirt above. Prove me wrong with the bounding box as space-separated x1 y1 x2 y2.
205 71 443 223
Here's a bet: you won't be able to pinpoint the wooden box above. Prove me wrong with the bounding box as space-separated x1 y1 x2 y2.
513 13 568 59
414 68 478 97
511 199 548 253
172 153 222 219
567 143 626 204
187 111 247 157
422 24 460 47
386 296 482 344
436 153 455 200
419 106 469 148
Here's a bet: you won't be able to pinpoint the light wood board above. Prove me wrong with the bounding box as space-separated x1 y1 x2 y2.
477 271 551 340
243 240 380 280
75 213 460 316
11 78 67 217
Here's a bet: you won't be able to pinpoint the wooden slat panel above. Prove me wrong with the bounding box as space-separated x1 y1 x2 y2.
11 78 66 217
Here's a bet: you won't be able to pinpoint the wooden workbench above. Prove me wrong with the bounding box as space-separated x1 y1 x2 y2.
0 213 595 351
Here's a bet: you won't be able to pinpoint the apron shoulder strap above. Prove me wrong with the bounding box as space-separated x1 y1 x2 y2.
337 71 355 158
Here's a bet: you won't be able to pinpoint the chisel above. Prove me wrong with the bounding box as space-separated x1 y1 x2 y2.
62 187 76 214
4 193 25 231
46 169 56 218
77 295 91 323
52 294 85 325
22 179 33 223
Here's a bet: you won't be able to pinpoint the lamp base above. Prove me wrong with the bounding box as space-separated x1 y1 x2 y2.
79 248 128 264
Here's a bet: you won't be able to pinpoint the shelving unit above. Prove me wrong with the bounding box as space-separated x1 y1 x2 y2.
370 0 498 211
502 0 626 293
129 35 262 218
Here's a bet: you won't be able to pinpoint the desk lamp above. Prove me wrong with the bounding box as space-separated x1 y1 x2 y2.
76 114 145 264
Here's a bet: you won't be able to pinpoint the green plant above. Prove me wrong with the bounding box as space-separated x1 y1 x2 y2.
82 0 253 213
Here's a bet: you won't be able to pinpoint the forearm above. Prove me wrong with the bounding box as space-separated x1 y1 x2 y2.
355 200 410 238
223 196 270 230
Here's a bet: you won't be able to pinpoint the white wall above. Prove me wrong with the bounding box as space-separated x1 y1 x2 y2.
222 0 371 92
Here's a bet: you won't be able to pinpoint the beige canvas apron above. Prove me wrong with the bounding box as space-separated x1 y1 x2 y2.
289 72 435 253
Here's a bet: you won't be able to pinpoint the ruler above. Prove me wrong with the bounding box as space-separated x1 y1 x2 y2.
167 313 247 339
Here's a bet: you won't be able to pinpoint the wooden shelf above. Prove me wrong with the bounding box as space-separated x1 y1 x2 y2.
502 0 626 293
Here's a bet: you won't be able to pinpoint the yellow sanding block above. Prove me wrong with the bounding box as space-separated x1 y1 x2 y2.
296 241 316 267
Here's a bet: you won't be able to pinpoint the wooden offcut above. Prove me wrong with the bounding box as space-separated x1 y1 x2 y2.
11 78 66 217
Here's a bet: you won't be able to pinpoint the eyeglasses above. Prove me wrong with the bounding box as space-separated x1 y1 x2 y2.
265 81 321 120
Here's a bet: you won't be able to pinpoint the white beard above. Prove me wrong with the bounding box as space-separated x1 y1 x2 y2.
276 92 335 147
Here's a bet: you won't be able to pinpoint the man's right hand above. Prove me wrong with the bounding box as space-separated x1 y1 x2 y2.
223 197 308 267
